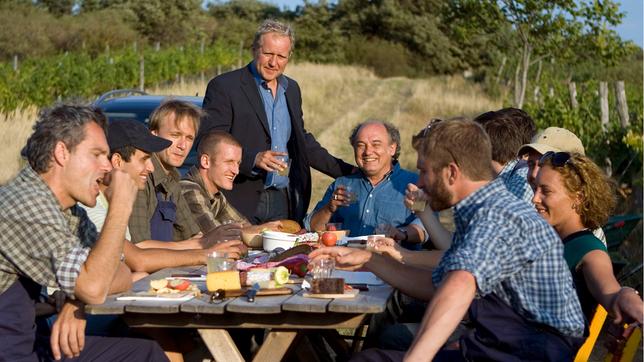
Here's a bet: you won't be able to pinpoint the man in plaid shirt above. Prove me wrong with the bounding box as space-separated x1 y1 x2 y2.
311 119 585 361
0 105 166 360
180 130 280 235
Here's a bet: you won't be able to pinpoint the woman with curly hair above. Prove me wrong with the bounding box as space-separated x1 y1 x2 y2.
532 151 642 325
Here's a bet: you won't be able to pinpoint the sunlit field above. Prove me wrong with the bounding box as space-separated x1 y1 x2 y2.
0 61 501 209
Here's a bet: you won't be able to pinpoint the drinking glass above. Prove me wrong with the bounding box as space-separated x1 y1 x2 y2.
207 251 229 273
311 257 335 279
343 185 358 204
276 155 291 177
411 189 427 212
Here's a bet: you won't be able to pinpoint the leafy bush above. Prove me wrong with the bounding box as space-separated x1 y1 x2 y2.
524 80 643 188
0 42 237 111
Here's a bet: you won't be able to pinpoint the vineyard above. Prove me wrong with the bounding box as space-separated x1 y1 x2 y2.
0 42 239 112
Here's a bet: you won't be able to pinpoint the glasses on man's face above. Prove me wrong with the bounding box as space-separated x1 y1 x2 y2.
422 118 444 137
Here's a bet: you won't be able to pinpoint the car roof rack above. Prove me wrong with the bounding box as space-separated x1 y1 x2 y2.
95 89 149 105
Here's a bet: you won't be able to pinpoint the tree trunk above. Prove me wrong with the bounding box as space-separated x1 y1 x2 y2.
568 82 578 109
614 81 629 128
599 82 609 130
514 60 521 106
514 42 531 108
496 56 507 85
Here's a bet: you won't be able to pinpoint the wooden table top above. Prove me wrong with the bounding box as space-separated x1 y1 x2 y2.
86 266 393 319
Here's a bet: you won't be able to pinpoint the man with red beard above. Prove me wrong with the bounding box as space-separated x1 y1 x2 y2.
310 119 585 361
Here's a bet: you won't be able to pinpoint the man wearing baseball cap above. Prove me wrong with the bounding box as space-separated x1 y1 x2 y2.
81 120 245 280
518 127 605 243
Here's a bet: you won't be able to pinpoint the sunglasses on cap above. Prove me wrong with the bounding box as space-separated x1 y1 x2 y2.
421 118 444 137
539 151 584 182
538 151 574 167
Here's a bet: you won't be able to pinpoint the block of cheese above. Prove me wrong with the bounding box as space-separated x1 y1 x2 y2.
206 271 241 291
311 278 345 294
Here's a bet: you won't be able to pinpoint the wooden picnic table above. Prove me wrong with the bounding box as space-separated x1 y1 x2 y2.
86 266 393 362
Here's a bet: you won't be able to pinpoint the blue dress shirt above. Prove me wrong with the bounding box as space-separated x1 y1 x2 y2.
305 162 418 237
250 61 291 189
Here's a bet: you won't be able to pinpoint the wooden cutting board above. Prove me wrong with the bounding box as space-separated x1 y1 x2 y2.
209 287 293 298
302 289 359 299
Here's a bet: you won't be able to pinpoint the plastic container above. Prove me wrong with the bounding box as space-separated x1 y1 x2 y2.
262 231 298 251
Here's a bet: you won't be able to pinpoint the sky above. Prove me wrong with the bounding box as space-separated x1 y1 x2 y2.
262 0 643 47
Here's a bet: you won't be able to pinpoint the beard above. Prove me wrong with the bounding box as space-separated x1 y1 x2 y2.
426 175 453 211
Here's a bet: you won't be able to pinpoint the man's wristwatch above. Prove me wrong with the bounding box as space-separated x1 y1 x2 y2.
398 228 408 242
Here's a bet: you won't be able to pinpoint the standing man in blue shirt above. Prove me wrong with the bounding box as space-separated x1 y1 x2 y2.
305 121 426 247
200 19 353 224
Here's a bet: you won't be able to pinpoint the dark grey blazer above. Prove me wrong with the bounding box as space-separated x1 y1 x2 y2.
200 63 354 224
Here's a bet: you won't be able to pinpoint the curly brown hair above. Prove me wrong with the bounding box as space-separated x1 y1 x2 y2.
541 153 616 229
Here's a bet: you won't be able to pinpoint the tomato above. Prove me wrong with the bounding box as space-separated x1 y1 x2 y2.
320 232 337 247
169 279 191 291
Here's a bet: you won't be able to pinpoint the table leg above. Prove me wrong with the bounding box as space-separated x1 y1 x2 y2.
252 330 298 362
198 329 245 362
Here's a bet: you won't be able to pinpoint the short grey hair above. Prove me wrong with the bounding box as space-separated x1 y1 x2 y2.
349 120 401 161
251 19 295 55
22 104 108 173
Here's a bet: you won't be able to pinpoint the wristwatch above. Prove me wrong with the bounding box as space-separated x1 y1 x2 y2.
398 228 408 242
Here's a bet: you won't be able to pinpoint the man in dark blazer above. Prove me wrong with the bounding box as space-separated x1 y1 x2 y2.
200 19 353 225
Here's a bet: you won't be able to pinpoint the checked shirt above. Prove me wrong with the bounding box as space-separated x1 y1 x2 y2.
0 166 96 298
432 177 585 337
498 158 534 203
180 166 249 233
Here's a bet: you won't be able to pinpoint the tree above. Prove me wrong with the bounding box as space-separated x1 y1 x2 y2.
335 0 461 74
38 0 73 16
449 0 627 108
130 0 203 44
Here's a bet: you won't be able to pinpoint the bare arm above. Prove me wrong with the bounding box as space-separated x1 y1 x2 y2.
107 263 132 294
309 185 350 232
135 237 202 250
405 271 477 361
375 241 444 269
581 250 643 324
123 240 246 273
74 170 137 304
309 246 436 301
405 183 452 250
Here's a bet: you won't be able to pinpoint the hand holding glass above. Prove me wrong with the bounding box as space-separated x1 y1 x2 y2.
275 155 291 177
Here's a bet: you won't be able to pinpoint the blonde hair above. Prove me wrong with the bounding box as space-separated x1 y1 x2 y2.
148 98 202 134
541 154 616 229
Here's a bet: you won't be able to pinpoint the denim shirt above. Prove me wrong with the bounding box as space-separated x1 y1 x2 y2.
250 61 291 189
432 177 585 337
305 162 418 237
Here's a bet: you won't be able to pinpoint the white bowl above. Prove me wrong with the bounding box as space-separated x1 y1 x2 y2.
262 231 298 252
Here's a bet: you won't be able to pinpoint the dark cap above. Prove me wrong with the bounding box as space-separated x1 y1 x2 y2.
107 120 171 154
